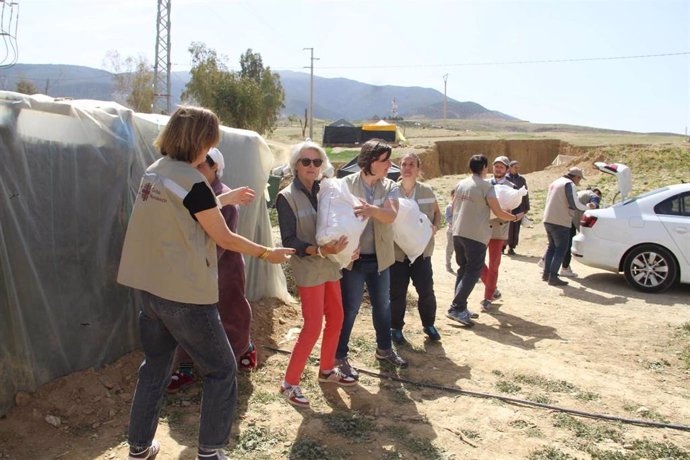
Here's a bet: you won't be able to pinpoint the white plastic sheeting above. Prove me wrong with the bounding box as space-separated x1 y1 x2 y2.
0 91 289 417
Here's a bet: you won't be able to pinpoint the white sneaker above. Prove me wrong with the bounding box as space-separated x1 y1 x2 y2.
559 267 578 278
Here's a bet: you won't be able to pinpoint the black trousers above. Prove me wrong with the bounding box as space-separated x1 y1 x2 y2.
507 219 522 249
390 256 437 329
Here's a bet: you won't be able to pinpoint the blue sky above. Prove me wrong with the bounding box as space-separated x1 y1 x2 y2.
9 0 690 133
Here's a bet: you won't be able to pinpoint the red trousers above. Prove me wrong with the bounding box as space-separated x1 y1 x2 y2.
480 239 504 301
284 280 343 386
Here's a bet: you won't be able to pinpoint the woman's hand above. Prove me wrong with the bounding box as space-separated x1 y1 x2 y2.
265 247 294 263
354 198 377 219
351 247 360 261
219 186 256 206
321 235 348 255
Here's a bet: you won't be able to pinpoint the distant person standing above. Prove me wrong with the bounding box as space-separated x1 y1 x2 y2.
447 155 522 327
445 189 456 273
542 167 594 286
505 160 530 255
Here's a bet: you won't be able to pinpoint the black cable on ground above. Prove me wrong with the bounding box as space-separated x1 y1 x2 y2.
264 346 690 432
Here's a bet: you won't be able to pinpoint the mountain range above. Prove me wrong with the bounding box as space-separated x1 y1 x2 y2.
0 64 518 122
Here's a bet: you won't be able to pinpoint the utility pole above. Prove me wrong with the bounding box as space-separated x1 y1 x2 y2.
153 0 172 114
443 74 448 124
303 47 319 140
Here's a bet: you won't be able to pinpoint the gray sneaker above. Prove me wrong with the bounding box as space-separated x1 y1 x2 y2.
335 357 359 380
480 299 492 312
375 348 408 368
446 308 475 327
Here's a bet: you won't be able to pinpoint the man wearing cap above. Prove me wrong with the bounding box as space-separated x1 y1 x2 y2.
542 167 594 286
478 155 516 311
505 160 530 256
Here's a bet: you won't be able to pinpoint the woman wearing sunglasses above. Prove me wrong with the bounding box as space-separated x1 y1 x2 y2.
275 140 355 407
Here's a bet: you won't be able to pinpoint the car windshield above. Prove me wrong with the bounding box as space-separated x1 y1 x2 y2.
617 187 669 207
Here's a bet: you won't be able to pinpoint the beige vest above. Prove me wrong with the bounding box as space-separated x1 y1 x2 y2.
117 157 220 305
344 173 396 272
278 182 342 287
543 176 575 228
394 182 437 262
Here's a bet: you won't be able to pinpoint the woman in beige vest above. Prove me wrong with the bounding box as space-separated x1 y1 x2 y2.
275 140 356 407
390 153 442 344
117 106 292 460
335 139 408 380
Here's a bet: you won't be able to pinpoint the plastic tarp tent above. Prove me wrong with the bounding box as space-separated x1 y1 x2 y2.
0 91 289 417
336 155 401 181
322 119 361 146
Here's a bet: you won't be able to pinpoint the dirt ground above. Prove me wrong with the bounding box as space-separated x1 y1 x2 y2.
1 165 689 460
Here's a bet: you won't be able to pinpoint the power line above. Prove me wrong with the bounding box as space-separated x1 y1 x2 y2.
310 51 690 71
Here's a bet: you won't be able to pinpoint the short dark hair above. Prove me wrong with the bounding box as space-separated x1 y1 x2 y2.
357 139 392 175
154 106 220 163
468 154 488 174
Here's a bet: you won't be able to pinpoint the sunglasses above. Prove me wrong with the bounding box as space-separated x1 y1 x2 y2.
298 158 323 167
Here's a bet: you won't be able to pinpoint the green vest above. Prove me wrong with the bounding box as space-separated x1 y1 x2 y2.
394 182 438 262
278 182 342 287
117 157 220 304
344 173 396 272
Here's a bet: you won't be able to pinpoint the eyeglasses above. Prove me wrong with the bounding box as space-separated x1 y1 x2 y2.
298 158 323 167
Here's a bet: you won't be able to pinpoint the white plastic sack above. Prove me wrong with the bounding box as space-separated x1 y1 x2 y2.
392 198 433 264
316 178 368 268
494 184 528 211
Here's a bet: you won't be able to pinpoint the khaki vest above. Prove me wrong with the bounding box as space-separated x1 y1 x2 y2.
278 182 342 287
543 176 575 228
344 173 396 272
117 157 220 304
394 182 437 261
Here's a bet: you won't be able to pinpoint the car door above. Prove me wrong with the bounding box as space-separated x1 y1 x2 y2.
655 192 690 266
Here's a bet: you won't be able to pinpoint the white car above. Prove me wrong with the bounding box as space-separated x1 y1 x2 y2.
572 183 690 293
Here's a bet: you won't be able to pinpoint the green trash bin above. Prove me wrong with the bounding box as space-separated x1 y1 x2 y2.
266 174 282 208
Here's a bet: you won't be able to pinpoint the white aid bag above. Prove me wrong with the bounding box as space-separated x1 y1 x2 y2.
493 184 528 212
392 198 433 264
316 178 368 268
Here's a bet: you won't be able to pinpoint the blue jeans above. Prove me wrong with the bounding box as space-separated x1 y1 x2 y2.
128 291 237 451
543 222 571 279
337 256 392 359
390 256 437 329
450 236 487 311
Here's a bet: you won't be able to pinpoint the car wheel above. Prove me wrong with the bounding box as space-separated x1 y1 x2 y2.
623 244 677 293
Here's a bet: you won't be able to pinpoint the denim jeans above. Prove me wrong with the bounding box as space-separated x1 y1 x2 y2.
543 222 571 279
128 291 237 451
390 256 437 329
561 224 578 268
450 236 487 311
337 256 392 359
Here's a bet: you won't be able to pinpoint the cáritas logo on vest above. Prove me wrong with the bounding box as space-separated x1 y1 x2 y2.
140 182 153 201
